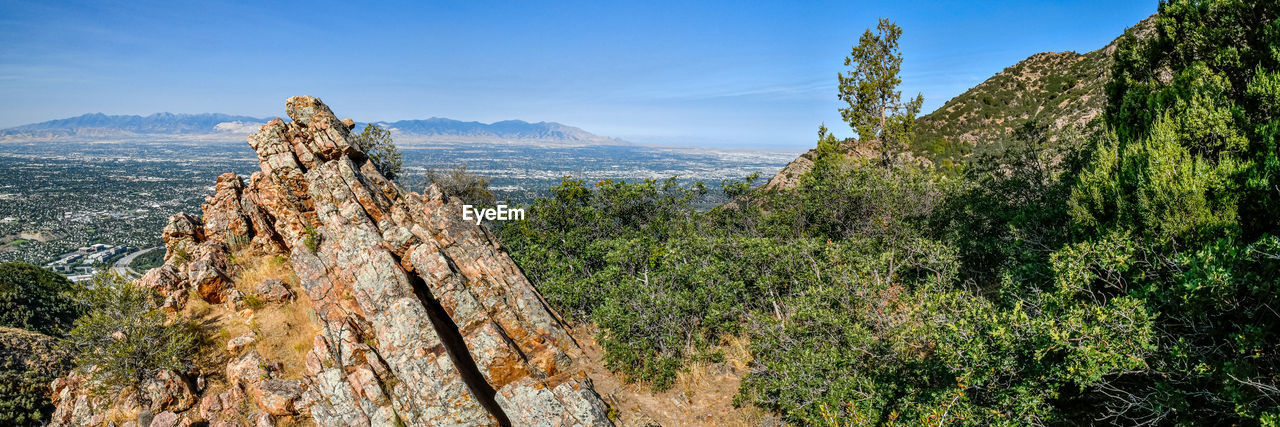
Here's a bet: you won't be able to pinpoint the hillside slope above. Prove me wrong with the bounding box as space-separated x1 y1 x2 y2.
912 15 1156 159
763 15 1155 190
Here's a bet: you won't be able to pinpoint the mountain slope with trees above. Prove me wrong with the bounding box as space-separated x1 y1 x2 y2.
499 1 1280 424
911 15 1157 165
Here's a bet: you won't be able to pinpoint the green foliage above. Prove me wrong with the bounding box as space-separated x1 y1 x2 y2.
791 156 949 242
0 327 71 426
838 19 924 165
0 262 83 336
427 164 496 206
61 272 199 396
1061 0 1280 421
494 2 1280 423
303 225 319 253
352 123 403 181
128 247 166 272
933 121 1084 290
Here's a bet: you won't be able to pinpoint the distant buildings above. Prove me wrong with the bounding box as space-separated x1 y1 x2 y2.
44 243 131 281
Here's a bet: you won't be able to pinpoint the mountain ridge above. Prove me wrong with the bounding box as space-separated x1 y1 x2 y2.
763 14 1157 190
1 112 627 146
911 14 1157 161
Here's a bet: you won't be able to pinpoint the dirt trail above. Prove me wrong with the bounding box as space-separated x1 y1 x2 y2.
570 325 778 426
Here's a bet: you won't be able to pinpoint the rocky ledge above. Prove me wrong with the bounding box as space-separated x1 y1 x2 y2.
48 96 612 426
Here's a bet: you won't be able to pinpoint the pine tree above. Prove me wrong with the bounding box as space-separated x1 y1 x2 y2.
838 18 924 166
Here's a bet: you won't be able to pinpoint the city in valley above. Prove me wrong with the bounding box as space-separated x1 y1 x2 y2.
0 136 793 281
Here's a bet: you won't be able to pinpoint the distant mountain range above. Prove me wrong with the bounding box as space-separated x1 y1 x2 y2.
0 113 628 146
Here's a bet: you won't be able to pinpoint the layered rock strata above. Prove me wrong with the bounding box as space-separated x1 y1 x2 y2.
49 96 610 426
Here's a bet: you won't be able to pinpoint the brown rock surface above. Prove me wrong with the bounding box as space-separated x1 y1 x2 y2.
256 278 294 302
141 369 197 413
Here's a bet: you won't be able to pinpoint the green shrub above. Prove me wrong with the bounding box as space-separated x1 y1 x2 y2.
0 262 83 336
61 272 199 397
351 123 403 181
303 225 319 253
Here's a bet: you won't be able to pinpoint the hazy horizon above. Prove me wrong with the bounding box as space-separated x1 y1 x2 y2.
1 0 1156 149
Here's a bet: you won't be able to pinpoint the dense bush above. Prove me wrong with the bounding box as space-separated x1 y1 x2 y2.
62 272 199 397
0 327 72 426
0 262 83 336
498 1 1280 423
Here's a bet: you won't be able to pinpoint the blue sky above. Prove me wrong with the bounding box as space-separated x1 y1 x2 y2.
0 0 1155 150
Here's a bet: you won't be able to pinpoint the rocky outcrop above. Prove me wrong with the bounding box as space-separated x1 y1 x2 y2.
51 96 611 426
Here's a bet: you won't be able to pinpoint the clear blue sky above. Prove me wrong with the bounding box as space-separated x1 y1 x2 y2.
0 0 1155 150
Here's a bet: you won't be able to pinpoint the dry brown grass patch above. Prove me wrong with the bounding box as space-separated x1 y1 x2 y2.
180 252 317 382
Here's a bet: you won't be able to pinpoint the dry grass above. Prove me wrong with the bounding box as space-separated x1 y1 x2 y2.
230 251 315 380
181 251 317 383
573 324 780 426
232 252 300 292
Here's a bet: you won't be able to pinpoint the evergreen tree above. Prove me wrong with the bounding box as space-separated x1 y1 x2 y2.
352 123 403 181
838 18 924 166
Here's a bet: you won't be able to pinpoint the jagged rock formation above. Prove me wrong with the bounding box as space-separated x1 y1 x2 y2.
49 96 611 426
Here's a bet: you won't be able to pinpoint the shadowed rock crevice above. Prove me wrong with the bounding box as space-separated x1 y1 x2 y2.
403 266 513 427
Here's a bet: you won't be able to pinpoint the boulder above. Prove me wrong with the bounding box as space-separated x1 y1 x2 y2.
227 331 257 355
256 278 294 302
226 350 268 389
141 370 196 413
138 264 188 311
186 242 231 303
202 173 254 247
149 411 179 427
253 379 303 416
225 288 247 311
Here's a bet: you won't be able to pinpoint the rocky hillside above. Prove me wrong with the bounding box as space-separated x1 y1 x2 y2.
912 15 1157 158
762 15 1156 190
1 327 71 425
47 96 611 426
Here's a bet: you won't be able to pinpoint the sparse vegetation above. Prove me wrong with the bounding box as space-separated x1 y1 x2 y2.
303 226 319 253
351 123 403 181
427 164 496 206
171 246 191 266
